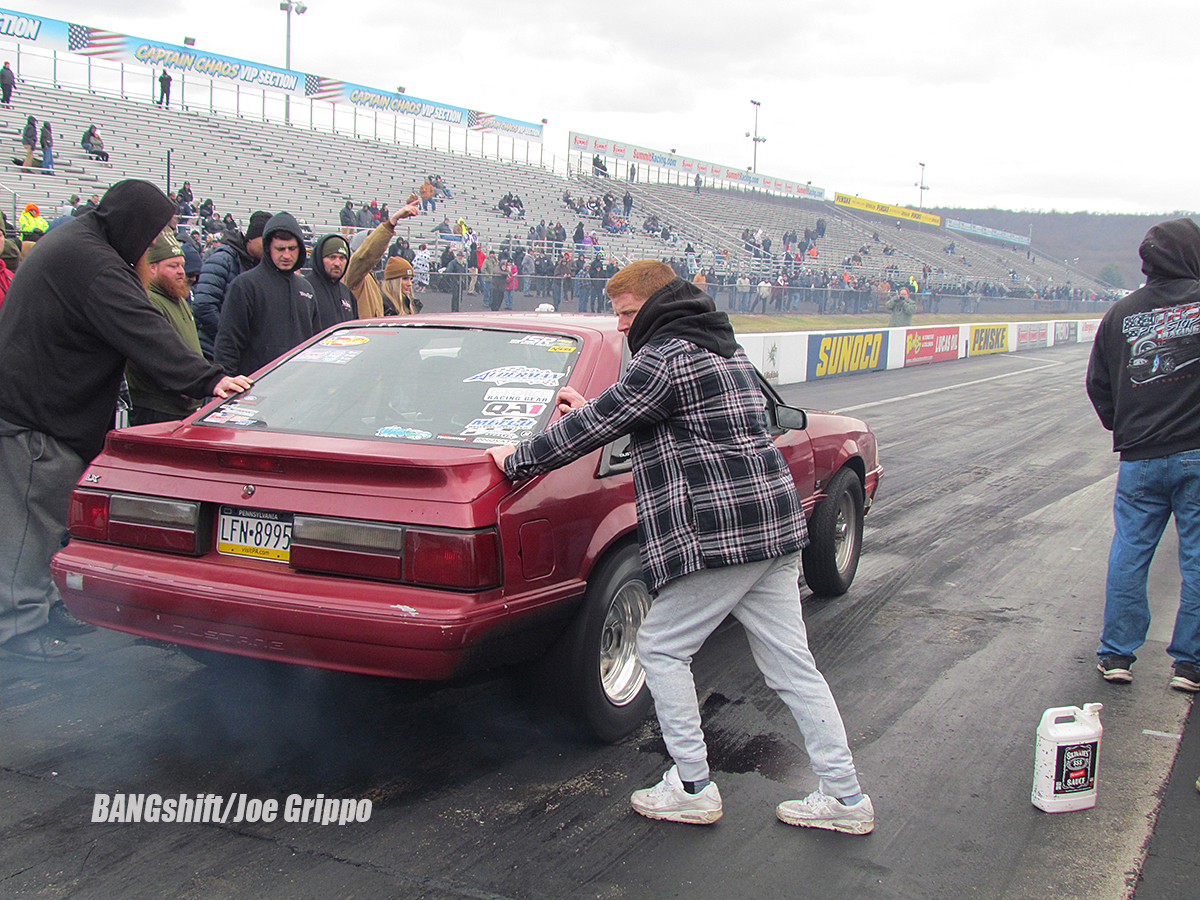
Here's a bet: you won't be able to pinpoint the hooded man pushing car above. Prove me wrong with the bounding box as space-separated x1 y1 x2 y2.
0 180 252 663
486 259 873 834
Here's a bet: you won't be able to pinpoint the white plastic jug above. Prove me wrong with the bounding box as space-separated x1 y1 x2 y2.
1031 703 1103 812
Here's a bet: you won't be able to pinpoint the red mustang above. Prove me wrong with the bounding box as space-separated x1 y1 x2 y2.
53 314 881 740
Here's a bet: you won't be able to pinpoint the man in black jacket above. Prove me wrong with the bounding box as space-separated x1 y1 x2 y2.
193 210 269 358
1087 218 1200 692
215 212 319 377
0 180 251 662
308 234 356 330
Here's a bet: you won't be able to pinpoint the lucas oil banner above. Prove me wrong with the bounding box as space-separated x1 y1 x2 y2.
904 327 960 366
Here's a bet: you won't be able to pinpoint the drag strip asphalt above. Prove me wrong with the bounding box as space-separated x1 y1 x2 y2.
1 341 1189 900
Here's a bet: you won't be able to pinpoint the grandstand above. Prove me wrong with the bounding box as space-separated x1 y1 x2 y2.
2 77 1109 301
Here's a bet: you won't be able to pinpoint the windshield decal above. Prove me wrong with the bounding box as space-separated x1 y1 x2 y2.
471 436 518 446
509 334 567 347
294 347 364 364
463 417 538 436
481 402 547 417
464 366 564 387
547 345 577 353
483 387 554 403
202 407 264 426
320 335 371 346
375 426 434 440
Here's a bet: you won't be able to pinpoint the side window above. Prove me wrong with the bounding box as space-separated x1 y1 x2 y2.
598 341 633 477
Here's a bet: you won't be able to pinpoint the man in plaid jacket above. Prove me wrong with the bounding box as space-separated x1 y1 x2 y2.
487 259 872 834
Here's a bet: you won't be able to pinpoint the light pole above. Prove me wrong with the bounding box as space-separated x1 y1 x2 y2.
280 0 307 124
746 99 766 173
914 162 929 210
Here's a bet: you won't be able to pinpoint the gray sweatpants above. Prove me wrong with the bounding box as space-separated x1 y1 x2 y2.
636 551 862 798
0 419 85 644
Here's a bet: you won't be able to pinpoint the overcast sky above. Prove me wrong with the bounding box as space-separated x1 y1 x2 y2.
34 0 1198 215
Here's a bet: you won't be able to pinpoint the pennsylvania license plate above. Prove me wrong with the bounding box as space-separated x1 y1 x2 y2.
217 506 293 562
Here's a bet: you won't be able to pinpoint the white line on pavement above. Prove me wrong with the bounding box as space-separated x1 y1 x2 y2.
834 359 1067 414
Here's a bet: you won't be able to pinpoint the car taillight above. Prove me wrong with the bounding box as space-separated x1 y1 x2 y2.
69 490 110 541
291 515 404 581
67 490 201 555
405 527 501 591
289 516 501 591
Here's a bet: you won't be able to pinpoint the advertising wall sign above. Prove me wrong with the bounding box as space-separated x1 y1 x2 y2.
569 131 824 199
0 7 542 139
1017 323 1048 350
969 324 1009 356
904 327 961 366
806 332 888 380
834 193 942 227
1054 321 1079 344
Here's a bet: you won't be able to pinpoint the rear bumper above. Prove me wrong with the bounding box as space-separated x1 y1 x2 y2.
51 543 578 679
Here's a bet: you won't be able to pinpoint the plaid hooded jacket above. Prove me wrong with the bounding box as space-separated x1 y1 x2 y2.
504 285 808 592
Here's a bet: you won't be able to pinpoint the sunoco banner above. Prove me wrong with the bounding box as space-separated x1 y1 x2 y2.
0 7 542 140
806 331 888 380
569 131 825 199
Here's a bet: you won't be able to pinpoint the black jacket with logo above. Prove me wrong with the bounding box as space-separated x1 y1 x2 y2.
1087 218 1200 460
215 212 319 377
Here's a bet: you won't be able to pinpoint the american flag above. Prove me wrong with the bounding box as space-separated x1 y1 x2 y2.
467 110 494 131
67 24 126 59
304 74 344 102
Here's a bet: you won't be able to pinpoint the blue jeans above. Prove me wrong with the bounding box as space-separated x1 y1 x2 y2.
1100 449 1200 667
638 553 861 797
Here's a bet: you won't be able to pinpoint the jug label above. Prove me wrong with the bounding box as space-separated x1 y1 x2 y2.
1054 742 1097 794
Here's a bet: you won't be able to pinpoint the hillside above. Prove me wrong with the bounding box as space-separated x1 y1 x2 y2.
928 208 1198 291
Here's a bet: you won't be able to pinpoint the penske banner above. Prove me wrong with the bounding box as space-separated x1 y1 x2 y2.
569 131 825 199
806 331 889 380
969 324 1009 356
834 193 942 227
0 7 542 140
904 327 961 366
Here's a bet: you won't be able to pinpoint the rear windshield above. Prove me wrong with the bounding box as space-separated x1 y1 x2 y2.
197 325 581 446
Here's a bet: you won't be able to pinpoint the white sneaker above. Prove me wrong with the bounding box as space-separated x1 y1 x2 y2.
631 765 722 824
776 790 874 834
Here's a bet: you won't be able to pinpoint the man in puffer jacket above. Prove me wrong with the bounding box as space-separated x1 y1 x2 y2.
192 210 269 358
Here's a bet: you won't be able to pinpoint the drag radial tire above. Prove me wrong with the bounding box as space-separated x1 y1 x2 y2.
801 467 864 597
549 542 653 742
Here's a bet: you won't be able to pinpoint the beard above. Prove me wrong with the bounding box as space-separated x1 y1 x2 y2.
152 270 190 301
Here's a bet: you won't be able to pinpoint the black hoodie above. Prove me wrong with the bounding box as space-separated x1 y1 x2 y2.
0 180 227 461
307 233 356 330
214 212 318 377
626 277 739 359
1087 218 1200 459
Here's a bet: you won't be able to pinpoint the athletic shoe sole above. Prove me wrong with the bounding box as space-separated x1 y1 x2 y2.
1169 673 1200 693
631 803 722 825
775 808 873 834
1097 662 1132 683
